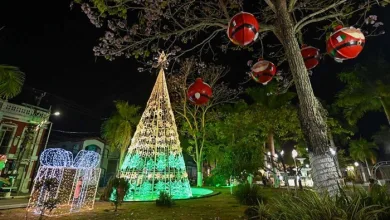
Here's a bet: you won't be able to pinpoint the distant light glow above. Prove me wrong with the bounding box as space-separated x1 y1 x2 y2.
329 148 336 156
53 111 61 116
292 149 298 159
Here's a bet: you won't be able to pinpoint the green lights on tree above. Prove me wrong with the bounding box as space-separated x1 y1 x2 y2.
118 52 192 201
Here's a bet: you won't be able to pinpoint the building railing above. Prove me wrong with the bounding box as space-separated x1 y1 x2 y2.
0 100 50 121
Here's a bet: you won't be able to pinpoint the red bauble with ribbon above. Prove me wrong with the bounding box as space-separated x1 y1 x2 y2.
187 78 212 105
227 12 259 46
301 45 320 70
327 25 365 63
251 59 277 85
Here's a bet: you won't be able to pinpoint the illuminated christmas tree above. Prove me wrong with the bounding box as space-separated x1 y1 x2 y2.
120 52 192 201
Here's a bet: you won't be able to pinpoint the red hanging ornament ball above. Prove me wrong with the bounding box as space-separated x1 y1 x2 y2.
327 26 365 63
227 12 259 46
301 45 320 70
187 78 212 105
251 59 277 85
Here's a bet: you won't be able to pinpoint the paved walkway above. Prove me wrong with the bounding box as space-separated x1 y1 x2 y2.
0 198 28 210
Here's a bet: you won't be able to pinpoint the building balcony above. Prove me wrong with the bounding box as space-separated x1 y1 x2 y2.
0 100 50 123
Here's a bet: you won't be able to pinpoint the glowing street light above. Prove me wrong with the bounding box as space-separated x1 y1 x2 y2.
292 149 298 192
292 149 298 159
53 111 61 116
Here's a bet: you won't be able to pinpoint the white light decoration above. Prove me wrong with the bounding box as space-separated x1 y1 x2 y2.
27 148 101 217
119 52 192 201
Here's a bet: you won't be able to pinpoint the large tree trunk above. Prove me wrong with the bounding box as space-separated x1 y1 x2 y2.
274 0 339 195
196 162 203 187
365 159 371 178
268 132 279 187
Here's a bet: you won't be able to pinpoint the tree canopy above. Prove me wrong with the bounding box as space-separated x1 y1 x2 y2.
336 58 390 125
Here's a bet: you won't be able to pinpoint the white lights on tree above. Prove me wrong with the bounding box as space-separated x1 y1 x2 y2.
119 52 192 201
27 148 101 217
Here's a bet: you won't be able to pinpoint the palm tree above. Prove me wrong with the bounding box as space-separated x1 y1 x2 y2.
101 100 141 168
336 58 390 125
0 65 25 100
349 138 378 179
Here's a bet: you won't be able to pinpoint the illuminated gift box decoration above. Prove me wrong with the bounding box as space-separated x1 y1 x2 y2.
27 148 101 216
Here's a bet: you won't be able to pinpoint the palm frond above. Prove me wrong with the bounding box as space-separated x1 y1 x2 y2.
0 65 25 99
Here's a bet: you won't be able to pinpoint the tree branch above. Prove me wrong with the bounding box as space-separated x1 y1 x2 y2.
264 0 276 13
295 13 343 33
294 0 347 32
288 0 298 12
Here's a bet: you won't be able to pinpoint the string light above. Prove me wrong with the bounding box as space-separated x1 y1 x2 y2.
27 149 101 217
120 52 192 201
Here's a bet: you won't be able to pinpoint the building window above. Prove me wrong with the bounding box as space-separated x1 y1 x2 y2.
85 144 101 154
0 126 15 155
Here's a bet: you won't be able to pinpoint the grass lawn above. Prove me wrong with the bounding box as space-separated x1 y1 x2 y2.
0 187 265 220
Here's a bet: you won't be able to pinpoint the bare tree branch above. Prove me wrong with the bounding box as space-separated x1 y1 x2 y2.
294 0 347 32
288 0 298 12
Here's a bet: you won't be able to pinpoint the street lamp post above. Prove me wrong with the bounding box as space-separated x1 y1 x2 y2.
292 149 298 193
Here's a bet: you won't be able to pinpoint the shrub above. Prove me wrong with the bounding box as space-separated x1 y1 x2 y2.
204 174 226 187
250 187 390 220
156 191 175 207
101 177 129 212
233 183 266 205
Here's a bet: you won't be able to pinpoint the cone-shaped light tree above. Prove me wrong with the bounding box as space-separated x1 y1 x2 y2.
76 0 388 195
119 52 192 200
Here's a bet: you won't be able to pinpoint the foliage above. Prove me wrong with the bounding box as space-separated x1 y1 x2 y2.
0 65 25 100
207 101 264 178
101 177 129 212
101 101 141 166
167 58 240 186
349 138 378 164
252 187 390 220
233 183 267 206
204 173 226 187
336 58 390 125
156 191 175 207
246 83 301 143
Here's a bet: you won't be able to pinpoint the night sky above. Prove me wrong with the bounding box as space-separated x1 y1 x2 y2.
1 1 389 142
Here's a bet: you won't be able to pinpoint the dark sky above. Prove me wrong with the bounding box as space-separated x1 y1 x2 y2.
0 1 389 141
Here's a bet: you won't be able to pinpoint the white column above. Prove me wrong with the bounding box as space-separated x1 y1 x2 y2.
21 128 44 193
